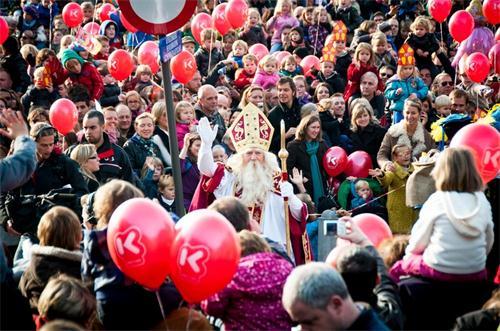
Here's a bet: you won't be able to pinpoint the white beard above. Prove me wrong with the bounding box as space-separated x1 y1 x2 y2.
236 160 274 206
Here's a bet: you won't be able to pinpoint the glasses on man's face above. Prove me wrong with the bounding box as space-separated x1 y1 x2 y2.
440 81 453 87
380 72 390 77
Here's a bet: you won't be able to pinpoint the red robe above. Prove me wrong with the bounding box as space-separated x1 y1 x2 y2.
190 163 312 265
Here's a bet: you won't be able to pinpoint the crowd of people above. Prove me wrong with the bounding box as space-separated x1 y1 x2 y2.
0 0 499 330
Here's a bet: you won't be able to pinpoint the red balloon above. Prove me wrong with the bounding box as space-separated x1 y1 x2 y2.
0 17 8 45
138 41 160 74
300 55 321 75
449 10 474 42
344 151 372 178
428 0 452 23
225 0 249 29
170 209 240 303
450 124 500 184
99 3 115 22
171 50 198 84
323 146 348 177
108 49 134 81
274 51 292 65
352 213 392 247
465 52 491 83
83 22 100 35
489 43 500 75
120 10 138 33
249 43 269 62
107 198 176 290
212 3 232 36
62 3 84 28
49 98 78 135
191 13 213 45
483 0 500 25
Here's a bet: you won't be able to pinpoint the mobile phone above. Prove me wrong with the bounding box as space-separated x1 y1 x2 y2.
323 220 346 236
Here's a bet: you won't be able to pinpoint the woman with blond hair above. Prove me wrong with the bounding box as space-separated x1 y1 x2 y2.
70 144 100 192
82 180 182 329
349 100 386 167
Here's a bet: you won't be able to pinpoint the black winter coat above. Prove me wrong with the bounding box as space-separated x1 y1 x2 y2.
194 47 224 77
123 136 167 176
405 33 440 70
1 52 31 94
335 52 352 82
349 124 387 167
268 99 302 155
19 245 82 311
21 85 59 111
327 6 363 34
100 83 121 107
317 71 346 94
286 139 328 197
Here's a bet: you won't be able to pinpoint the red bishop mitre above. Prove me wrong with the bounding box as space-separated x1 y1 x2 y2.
228 103 274 153
398 44 415 66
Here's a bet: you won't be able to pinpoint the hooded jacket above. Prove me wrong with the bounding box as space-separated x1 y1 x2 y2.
405 191 494 274
201 252 293 331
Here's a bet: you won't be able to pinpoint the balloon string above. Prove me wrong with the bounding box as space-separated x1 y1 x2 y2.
186 306 193 331
347 184 405 213
156 290 167 320
313 9 320 56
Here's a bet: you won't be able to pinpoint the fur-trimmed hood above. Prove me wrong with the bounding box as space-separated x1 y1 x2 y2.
31 245 82 262
387 121 427 158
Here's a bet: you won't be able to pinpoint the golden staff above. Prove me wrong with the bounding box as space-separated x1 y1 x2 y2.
278 119 292 257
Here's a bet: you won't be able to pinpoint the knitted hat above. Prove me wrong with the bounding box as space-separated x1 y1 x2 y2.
60 49 85 68
23 5 39 19
181 36 196 45
398 44 415 66
71 43 86 53
331 21 347 42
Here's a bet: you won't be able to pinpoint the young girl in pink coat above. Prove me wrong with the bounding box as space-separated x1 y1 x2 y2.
175 101 198 150
252 55 280 90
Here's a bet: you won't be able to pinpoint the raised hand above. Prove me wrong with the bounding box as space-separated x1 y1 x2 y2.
197 117 218 146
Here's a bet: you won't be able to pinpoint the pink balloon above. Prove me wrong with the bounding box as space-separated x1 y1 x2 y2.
170 209 240 303
62 3 84 28
225 0 249 29
108 49 134 81
107 198 176 290
274 51 292 65
191 13 213 45
489 43 500 75
120 10 138 33
449 10 474 42
450 124 500 184
0 17 8 45
49 98 78 135
428 0 452 23
465 52 490 83
138 41 160 74
344 151 372 178
249 43 269 62
483 0 500 25
300 55 321 74
212 3 232 36
171 50 198 84
352 213 392 247
99 3 115 22
83 22 100 35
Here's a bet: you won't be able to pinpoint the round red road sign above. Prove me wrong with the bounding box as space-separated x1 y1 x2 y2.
118 0 197 35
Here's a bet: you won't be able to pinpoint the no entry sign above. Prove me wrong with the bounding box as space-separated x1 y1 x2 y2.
118 0 197 35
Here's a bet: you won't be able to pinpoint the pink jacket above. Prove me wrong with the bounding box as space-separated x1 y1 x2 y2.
202 252 294 331
252 70 280 90
176 122 190 150
266 14 300 44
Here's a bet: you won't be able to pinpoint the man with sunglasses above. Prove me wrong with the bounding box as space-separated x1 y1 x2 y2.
378 65 395 85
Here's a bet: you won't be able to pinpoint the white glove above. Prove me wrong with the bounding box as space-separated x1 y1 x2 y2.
280 181 295 198
197 117 218 146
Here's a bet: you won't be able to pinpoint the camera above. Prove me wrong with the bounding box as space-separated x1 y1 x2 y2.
323 220 346 237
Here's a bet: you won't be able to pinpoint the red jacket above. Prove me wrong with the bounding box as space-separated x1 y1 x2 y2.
343 62 384 102
65 62 104 100
234 69 255 91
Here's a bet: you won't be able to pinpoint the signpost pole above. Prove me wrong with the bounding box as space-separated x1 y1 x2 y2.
161 54 185 217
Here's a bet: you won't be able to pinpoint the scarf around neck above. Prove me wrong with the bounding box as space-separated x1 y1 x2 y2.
305 141 325 205
131 133 156 156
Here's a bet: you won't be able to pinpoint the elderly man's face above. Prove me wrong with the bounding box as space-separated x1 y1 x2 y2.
242 148 265 165
199 87 218 113
420 69 432 87
360 76 377 97
217 94 230 113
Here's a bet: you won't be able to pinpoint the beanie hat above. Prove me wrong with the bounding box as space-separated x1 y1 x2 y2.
23 5 39 19
71 43 86 53
378 22 392 34
61 49 85 68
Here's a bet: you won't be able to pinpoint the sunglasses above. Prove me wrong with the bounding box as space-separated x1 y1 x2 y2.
380 72 391 77
440 81 453 87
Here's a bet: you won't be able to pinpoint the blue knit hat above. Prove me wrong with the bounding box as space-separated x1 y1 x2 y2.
23 5 39 19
